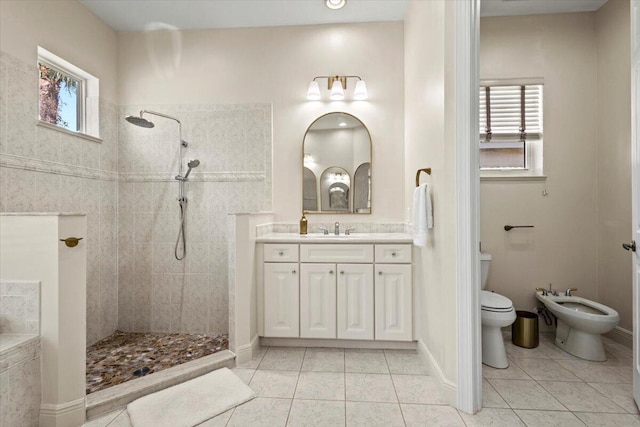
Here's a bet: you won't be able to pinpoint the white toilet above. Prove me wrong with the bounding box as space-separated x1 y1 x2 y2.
481 253 516 369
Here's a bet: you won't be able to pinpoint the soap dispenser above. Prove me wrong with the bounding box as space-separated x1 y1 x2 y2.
300 214 308 235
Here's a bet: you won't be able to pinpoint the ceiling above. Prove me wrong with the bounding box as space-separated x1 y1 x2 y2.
80 0 408 32
80 0 609 33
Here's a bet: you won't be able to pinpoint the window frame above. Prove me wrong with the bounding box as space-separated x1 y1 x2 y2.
37 47 101 141
479 78 544 179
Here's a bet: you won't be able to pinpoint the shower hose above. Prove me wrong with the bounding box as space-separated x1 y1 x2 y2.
175 199 187 260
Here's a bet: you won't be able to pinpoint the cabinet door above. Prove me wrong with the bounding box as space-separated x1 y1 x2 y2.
375 264 412 341
264 262 299 337
300 263 336 339
337 264 374 340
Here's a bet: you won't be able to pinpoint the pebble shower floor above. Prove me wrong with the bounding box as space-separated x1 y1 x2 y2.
86 331 228 394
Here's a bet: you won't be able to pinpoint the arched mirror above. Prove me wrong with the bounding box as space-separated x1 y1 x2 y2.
302 112 372 214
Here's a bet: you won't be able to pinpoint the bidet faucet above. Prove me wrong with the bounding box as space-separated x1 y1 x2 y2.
535 287 548 296
565 288 578 296
334 222 340 235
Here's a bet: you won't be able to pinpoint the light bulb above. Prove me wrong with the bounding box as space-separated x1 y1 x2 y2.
306 81 321 100
330 79 344 101
353 80 368 100
325 0 346 10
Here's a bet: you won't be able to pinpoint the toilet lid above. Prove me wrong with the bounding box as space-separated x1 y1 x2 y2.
481 290 513 311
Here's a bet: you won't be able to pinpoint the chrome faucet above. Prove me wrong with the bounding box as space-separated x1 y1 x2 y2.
535 287 548 296
345 227 355 235
334 222 340 235
317 226 329 235
565 287 578 296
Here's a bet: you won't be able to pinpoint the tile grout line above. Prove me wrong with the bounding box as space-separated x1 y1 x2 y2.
343 348 347 427
283 347 306 426
383 349 407 426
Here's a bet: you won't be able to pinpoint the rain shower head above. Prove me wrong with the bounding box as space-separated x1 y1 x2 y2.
125 114 155 128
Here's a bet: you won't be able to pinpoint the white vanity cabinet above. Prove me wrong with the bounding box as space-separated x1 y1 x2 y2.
375 264 413 341
300 263 336 339
336 263 374 340
263 244 300 338
260 237 413 343
374 244 413 341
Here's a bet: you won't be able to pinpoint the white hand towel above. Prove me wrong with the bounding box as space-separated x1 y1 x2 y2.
413 183 433 247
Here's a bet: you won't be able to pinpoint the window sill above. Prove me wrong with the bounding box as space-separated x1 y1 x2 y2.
480 171 546 182
37 120 102 144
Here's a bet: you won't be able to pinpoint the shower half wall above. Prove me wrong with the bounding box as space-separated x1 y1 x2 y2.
117 103 272 335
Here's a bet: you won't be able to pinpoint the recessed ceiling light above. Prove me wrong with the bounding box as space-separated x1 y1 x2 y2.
325 0 346 10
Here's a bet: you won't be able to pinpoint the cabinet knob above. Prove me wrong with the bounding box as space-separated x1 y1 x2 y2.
292 270 297 274
278 251 284 256
340 271 344 275
329 270 334 275
378 271 383 275
391 252 397 257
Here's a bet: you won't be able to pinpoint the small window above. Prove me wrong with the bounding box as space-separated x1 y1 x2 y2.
37 47 100 139
479 83 543 172
39 61 82 132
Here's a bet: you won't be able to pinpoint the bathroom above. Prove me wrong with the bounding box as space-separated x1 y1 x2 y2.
0 0 636 426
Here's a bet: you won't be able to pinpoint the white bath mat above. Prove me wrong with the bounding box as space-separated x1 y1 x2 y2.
127 367 255 427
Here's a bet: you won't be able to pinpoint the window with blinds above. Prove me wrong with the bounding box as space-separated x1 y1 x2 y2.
479 84 543 170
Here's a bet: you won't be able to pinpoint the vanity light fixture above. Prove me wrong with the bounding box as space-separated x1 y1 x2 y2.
325 0 346 10
306 75 368 101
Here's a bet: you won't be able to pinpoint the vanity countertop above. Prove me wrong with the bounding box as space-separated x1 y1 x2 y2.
256 233 413 244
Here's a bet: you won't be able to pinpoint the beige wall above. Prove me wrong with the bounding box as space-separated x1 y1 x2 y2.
596 0 632 330
480 4 632 332
405 0 458 393
480 13 600 318
117 22 405 223
0 1 120 345
0 0 118 104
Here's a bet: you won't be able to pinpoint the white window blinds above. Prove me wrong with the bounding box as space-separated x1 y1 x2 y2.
479 84 543 142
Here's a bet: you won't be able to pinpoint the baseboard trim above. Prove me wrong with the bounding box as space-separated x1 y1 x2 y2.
235 335 260 365
417 338 457 407
40 398 85 427
260 337 418 350
604 326 633 349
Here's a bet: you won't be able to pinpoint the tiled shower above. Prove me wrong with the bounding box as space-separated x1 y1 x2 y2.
0 50 272 350
117 104 272 335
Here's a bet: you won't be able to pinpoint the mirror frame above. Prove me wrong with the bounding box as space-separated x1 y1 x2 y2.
301 112 373 215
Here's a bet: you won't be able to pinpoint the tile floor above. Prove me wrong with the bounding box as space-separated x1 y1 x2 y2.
83 332 640 426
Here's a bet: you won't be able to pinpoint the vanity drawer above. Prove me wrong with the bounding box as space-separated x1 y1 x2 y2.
264 244 299 262
300 244 373 263
375 244 412 264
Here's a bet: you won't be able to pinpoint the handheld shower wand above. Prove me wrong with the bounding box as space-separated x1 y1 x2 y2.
178 159 200 181
125 109 199 261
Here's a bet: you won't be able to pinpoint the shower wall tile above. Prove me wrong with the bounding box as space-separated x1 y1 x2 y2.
0 51 120 346
118 103 272 335
0 281 40 334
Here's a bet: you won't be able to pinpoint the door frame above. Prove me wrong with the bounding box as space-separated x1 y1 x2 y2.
455 0 483 414
632 0 640 406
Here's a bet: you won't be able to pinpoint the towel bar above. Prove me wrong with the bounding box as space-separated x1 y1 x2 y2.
504 225 534 231
415 168 431 187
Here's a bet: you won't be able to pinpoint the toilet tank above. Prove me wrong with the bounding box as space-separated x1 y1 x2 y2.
480 252 492 289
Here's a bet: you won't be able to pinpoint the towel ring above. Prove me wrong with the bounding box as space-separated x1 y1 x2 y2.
415 168 432 187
